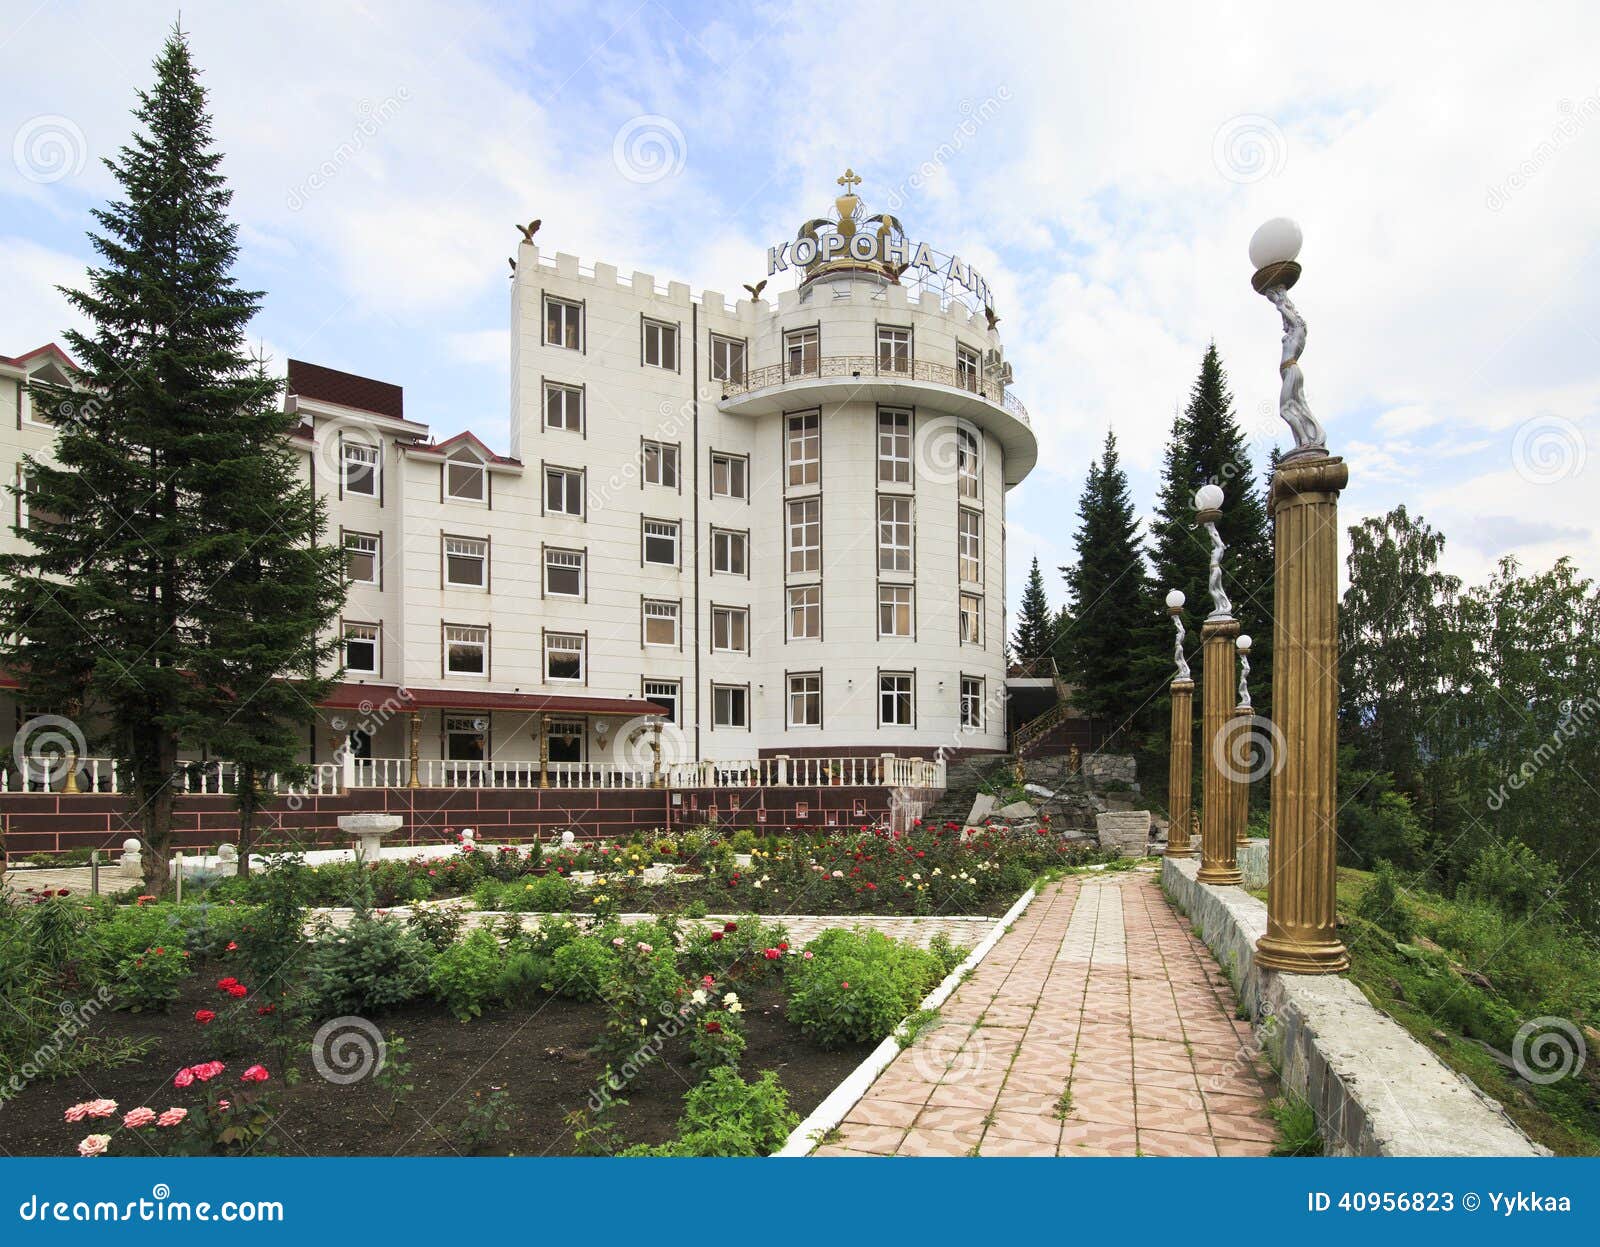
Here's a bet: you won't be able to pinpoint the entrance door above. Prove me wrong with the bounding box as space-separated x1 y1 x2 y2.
547 718 585 764
445 715 488 761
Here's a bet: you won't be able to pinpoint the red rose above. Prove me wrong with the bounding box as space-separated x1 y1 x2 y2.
777 942 789 951
723 922 737 933
705 1020 722 1034
240 1065 269 1083
226 941 238 951
709 931 724 942
841 981 850 990
216 977 239 990
762 949 780 960
193 1009 216 1024
256 1005 275 1016
225 984 248 998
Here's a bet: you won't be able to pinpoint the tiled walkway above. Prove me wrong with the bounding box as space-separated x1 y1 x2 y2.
813 870 1282 1157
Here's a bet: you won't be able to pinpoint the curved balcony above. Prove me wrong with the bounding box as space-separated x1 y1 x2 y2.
717 355 1038 486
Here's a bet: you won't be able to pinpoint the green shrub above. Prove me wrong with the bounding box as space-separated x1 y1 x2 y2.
730 829 758 853
1461 838 1561 919
494 950 554 1006
301 915 432 1018
620 1068 798 1156
113 945 193 1011
407 904 466 951
547 934 620 1001
428 928 505 1021
1356 860 1415 943
784 928 944 1048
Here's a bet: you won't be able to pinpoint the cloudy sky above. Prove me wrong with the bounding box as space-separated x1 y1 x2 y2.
4 0 1597 613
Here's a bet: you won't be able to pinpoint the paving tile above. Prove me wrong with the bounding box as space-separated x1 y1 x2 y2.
985 1109 1064 1146
1058 1121 1140 1155
898 1125 983 1156
1208 1111 1281 1143
833 1122 909 1153
843 1097 923 1129
1138 1128 1220 1157
977 1133 1059 1157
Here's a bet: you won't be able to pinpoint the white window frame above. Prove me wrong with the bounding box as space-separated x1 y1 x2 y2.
710 335 745 383
878 410 911 484
544 382 583 433
342 622 379 675
879 673 914 727
786 497 820 574
959 508 983 583
784 326 819 377
878 583 913 638
959 592 984 645
445 455 486 502
344 531 379 585
956 344 980 392
787 673 822 728
545 466 584 517
544 296 582 350
642 319 678 370
711 528 747 576
642 518 679 567
711 605 749 654
711 683 749 730
545 632 585 683
445 625 489 678
710 451 747 500
342 440 379 498
878 495 913 573
544 547 584 598
642 599 680 648
642 440 679 488
787 584 821 640
786 412 819 486
443 535 488 589
877 325 911 374
957 427 981 500
644 679 680 724
960 676 984 730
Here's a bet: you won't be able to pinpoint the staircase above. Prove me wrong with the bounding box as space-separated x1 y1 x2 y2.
922 752 1014 828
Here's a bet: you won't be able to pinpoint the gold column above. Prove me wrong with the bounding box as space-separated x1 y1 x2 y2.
406 711 421 788
1197 616 1243 885
1165 679 1195 857
1233 697 1253 849
650 720 663 787
62 749 81 794
1256 455 1349 972
539 714 551 790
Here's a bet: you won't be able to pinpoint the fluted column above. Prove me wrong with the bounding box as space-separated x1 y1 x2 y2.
1256 455 1349 972
1165 680 1195 857
1232 701 1252 848
1197 616 1243 885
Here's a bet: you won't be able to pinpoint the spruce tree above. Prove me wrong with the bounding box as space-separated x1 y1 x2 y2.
1060 431 1152 740
1011 556 1054 668
0 28 341 890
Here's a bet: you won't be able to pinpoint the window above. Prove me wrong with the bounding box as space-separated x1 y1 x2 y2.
788 673 821 728
960 592 983 645
787 585 821 640
545 548 584 597
712 684 748 729
959 508 982 583
644 679 680 724
343 622 379 674
960 676 984 730
877 326 911 373
957 427 981 499
710 452 747 500
545 296 582 349
544 382 583 432
445 715 488 762
643 599 679 647
784 327 819 377
344 532 379 585
710 335 745 383
956 344 980 392
879 673 914 727
547 718 585 763
17 470 61 529
877 496 912 572
443 536 488 588
642 519 679 566
878 584 913 638
711 606 748 654
786 412 819 486
642 440 679 488
711 528 747 576
545 632 585 682
642 319 678 370
445 625 488 677
878 410 911 484
545 466 584 517
444 454 485 501
342 440 379 497
786 497 820 574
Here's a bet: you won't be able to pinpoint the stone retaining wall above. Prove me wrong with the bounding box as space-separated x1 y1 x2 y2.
1161 855 1542 1157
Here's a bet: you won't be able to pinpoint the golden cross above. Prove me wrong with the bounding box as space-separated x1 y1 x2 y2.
837 168 862 191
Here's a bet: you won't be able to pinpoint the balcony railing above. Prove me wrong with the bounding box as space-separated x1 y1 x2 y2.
5 754 947 794
720 354 1029 426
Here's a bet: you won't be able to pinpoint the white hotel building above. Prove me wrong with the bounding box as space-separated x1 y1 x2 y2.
1 175 1038 784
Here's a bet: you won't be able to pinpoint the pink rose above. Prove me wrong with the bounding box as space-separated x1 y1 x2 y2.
156 1107 187 1128
84 1099 117 1119
63 1102 91 1123
191 1061 225 1081
77 1134 111 1157
216 1099 231 1111
122 1106 157 1129
172 1068 196 1088
240 1065 269 1083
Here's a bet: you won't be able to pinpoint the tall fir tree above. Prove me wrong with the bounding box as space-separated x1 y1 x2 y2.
1060 431 1152 739
1141 344 1274 727
0 28 343 890
1011 556 1054 667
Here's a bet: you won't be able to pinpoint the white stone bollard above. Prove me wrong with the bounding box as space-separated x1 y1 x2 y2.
338 813 404 861
120 837 143 877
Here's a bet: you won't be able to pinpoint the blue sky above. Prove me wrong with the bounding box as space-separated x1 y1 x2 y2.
4 0 1599 614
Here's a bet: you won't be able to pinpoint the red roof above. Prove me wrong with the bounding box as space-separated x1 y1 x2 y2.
0 343 78 372
287 359 404 420
320 683 667 717
400 429 521 467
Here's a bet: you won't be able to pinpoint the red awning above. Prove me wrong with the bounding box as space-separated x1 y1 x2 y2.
319 682 667 717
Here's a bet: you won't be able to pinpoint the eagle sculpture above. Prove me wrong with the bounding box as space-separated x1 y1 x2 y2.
516 219 541 243
742 279 767 300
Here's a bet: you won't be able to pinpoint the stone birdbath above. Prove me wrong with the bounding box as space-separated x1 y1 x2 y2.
339 813 403 861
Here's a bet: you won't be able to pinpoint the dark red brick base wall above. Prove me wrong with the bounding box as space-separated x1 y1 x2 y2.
0 784 941 857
